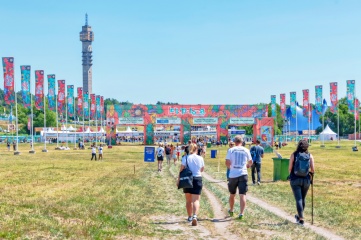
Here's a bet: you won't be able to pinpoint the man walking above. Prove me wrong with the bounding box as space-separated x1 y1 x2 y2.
250 140 264 185
226 135 253 219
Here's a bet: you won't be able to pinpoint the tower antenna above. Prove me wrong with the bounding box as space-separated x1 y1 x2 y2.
85 13 88 26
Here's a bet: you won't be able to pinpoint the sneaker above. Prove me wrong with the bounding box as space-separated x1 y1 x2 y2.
295 215 300 223
228 210 234 217
299 220 304 226
187 216 193 222
192 215 198 226
238 214 243 220
257 181 261 185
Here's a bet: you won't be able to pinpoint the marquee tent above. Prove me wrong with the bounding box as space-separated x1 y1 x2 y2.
319 124 337 141
283 106 322 133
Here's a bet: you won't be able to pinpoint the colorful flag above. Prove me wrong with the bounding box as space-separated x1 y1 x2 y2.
2 57 15 104
100 96 104 119
27 116 31 130
322 99 328 116
83 91 89 119
47 75 56 111
330 82 338 114
271 95 276 117
90 94 96 120
315 85 323 115
20 65 31 109
96 95 101 119
35 70 44 110
356 98 360 120
57 80 66 116
302 89 309 118
67 85 74 117
280 94 286 118
77 87 83 116
346 80 355 113
290 92 296 118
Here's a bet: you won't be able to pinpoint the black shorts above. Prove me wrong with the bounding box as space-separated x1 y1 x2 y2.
157 156 164 161
228 175 248 195
183 177 203 195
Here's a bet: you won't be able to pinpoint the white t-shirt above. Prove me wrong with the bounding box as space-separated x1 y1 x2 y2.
181 154 205 177
98 147 103 154
176 146 181 153
156 147 164 157
92 147 96 154
226 146 252 178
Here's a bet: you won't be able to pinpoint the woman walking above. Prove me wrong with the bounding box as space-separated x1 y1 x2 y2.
177 143 205 226
156 143 165 172
288 140 315 225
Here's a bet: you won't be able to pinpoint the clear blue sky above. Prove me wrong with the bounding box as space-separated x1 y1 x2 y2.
1 0 361 105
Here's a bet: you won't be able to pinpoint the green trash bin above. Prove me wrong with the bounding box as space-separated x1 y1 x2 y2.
272 158 282 181
280 158 290 181
207 142 211 148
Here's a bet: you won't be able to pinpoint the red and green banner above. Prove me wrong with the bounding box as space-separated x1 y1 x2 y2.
90 94 96 120
96 95 101 119
47 75 56 111
83 91 89 119
330 82 338 114
20 65 31 109
2 57 15 104
271 95 276 117
35 70 44 110
100 96 104 119
302 89 309 118
346 80 355 113
57 80 66 116
315 85 323 115
290 92 296 118
280 94 286 118
77 87 83 116
356 98 360 120
67 85 74 117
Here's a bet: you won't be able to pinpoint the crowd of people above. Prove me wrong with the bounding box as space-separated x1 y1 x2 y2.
156 135 315 228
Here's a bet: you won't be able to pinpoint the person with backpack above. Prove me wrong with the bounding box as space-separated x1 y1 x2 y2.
288 139 315 226
156 143 165 172
250 140 264 185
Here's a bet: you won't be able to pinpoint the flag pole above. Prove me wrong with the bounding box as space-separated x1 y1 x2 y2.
66 93 68 149
30 89 35 153
74 95 77 149
336 101 340 148
88 98 91 144
14 79 20 155
308 101 310 144
83 99 85 148
56 94 59 149
42 83 48 152
354 98 357 147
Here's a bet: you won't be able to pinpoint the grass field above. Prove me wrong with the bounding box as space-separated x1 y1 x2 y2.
0 141 359 239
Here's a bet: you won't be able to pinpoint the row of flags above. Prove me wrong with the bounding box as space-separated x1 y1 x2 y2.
271 81 360 120
2 57 105 120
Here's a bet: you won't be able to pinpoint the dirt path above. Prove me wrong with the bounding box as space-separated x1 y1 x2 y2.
202 172 344 240
202 187 240 240
166 166 240 239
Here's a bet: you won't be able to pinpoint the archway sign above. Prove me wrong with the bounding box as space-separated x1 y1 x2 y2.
106 104 273 146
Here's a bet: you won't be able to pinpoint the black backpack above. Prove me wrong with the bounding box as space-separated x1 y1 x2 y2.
165 147 171 155
294 152 310 177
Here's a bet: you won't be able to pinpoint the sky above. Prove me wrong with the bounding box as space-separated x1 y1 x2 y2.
1 0 361 105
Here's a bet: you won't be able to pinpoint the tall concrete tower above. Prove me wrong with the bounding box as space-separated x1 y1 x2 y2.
79 14 94 94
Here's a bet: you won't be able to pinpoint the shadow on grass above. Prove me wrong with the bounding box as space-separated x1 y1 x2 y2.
255 220 290 227
152 217 233 225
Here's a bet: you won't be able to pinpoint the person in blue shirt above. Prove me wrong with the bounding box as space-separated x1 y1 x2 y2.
250 140 264 185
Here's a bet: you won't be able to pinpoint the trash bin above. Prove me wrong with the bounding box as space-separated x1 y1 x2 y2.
211 150 217 158
207 142 211 148
272 158 281 181
280 158 290 181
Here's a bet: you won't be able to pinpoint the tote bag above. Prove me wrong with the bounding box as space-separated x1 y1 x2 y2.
178 156 193 189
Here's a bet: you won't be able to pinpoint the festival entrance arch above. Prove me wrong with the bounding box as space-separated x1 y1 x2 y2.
106 104 273 146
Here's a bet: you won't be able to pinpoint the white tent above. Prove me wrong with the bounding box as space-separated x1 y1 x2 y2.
85 127 92 133
125 126 132 132
319 125 337 141
99 127 105 133
67 125 76 131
